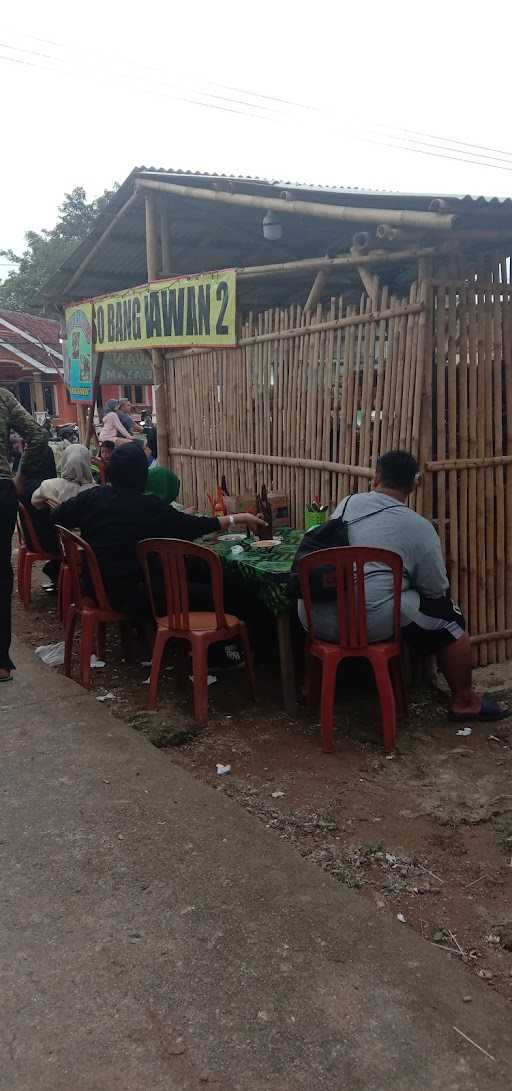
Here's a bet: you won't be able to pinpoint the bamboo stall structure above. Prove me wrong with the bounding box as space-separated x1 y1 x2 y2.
165 257 512 669
43 168 512 669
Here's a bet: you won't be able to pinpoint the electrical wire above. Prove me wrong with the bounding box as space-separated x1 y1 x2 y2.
2 34 512 175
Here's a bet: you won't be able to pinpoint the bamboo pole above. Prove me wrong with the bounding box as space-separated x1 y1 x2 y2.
63 191 140 296
167 447 373 477
304 267 329 311
330 311 343 507
435 283 447 563
84 352 103 449
458 286 469 627
136 178 456 231
160 201 172 277
504 286 512 659
426 453 512 470
484 287 496 661
467 282 479 657
476 285 488 664
236 245 451 281
173 296 417 356
446 284 459 602
493 285 506 660
416 256 434 515
145 194 169 468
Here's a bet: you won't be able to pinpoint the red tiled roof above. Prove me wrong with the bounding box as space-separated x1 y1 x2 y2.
0 309 62 372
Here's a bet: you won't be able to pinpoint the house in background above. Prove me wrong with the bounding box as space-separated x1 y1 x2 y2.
0 310 77 424
0 310 153 423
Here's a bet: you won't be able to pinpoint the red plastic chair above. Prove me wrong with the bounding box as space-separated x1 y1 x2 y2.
137 538 256 723
299 546 407 753
56 526 129 689
17 501 61 608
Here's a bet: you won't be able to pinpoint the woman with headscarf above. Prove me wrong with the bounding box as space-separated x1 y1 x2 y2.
145 465 180 506
31 444 96 510
99 399 133 444
54 443 264 621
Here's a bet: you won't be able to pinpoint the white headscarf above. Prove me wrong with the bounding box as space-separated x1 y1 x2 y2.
31 444 96 507
60 444 94 487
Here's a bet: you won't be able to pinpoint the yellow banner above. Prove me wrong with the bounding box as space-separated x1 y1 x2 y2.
92 269 236 352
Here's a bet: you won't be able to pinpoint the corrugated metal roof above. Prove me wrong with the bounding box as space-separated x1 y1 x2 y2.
133 166 512 205
40 166 512 306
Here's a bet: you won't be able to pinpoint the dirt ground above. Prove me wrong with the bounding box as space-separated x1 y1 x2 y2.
15 563 512 1004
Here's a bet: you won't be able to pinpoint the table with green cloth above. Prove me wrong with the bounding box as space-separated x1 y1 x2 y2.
199 528 303 714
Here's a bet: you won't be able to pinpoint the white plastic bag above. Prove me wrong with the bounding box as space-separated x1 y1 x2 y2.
35 642 65 666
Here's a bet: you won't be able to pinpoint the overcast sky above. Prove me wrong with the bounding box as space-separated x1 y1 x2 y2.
2 0 512 272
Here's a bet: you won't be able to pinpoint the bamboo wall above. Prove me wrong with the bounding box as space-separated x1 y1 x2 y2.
165 284 425 524
164 267 512 667
424 275 512 665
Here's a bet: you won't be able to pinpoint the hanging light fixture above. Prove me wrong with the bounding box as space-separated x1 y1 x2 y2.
262 209 283 241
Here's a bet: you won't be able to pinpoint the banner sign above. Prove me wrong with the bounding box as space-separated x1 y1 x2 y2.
64 302 93 403
96 351 153 385
91 268 236 353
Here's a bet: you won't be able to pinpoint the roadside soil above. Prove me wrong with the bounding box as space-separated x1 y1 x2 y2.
15 565 512 1003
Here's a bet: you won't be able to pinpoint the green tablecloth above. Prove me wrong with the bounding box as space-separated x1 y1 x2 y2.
199 528 303 615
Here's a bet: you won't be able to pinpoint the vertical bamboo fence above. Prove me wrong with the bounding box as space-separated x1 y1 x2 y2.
164 266 512 667
165 284 425 519
425 271 512 666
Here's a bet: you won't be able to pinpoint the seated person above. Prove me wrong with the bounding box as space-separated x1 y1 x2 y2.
145 465 180 506
31 444 96 509
301 449 508 723
18 447 60 587
53 443 265 622
117 397 144 436
91 440 115 482
99 400 133 444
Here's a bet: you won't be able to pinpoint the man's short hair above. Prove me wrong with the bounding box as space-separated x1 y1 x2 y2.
100 440 115 452
376 450 419 491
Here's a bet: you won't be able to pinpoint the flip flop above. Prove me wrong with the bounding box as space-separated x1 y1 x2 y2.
0 674 12 683
448 694 510 723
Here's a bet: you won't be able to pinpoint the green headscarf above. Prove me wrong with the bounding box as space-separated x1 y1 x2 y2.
145 465 180 505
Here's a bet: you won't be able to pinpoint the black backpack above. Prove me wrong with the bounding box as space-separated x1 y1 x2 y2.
290 495 402 601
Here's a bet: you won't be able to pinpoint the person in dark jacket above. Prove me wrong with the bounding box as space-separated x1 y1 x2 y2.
53 443 264 617
0 389 50 679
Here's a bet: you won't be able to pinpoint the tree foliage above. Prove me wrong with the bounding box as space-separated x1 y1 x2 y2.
0 185 118 314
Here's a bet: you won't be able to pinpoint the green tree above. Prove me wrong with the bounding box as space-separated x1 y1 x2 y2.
0 184 118 314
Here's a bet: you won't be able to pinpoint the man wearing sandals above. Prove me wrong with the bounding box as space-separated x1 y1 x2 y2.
0 388 49 683
313 450 508 723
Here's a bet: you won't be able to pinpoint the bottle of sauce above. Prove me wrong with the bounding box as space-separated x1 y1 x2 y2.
257 484 273 540
213 485 227 518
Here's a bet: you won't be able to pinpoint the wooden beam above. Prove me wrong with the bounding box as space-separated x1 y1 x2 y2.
237 243 452 281
304 267 330 311
172 302 423 353
145 195 160 280
145 194 169 468
160 200 172 275
169 447 374 479
426 454 512 471
135 178 456 232
84 353 103 449
63 191 141 296
356 265 379 302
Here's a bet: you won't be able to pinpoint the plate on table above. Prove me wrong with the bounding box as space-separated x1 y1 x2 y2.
252 538 282 549
217 533 246 543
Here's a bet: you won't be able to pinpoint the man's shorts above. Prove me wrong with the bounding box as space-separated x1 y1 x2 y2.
401 592 466 654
